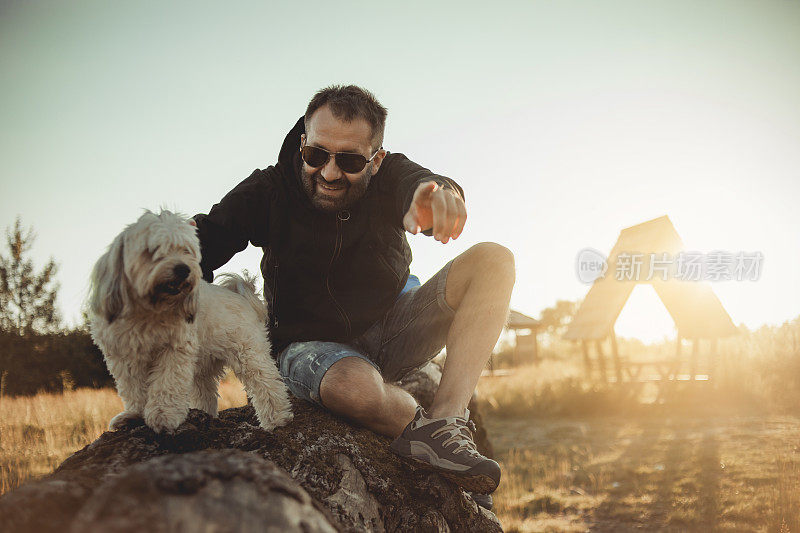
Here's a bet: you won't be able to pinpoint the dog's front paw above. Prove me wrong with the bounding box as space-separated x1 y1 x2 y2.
273 409 293 429
256 405 293 432
144 405 187 433
109 410 143 431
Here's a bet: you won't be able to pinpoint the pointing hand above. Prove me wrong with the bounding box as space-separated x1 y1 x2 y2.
403 181 467 244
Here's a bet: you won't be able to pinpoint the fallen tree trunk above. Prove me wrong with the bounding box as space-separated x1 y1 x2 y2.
0 364 502 532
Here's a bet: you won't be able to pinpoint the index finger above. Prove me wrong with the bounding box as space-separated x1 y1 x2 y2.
412 181 438 205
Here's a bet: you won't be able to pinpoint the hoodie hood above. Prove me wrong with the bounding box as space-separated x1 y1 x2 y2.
276 116 317 209
278 116 306 174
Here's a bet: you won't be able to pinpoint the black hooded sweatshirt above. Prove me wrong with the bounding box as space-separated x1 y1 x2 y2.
193 117 464 355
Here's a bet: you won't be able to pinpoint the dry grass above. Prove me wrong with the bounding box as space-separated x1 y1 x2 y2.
0 374 247 495
485 415 800 532
473 317 800 531
0 387 120 494
479 318 800 420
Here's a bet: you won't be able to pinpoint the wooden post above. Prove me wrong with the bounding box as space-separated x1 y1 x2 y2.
532 330 539 364
689 337 699 381
672 332 682 380
512 330 519 367
657 332 683 402
595 339 608 383
610 329 623 383
709 338 718 382
581 340 592 379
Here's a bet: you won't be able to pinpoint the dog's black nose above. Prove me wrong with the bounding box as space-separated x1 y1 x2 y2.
173 263 190 280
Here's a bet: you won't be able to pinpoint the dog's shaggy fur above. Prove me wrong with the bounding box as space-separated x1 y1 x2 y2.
88 210 292 432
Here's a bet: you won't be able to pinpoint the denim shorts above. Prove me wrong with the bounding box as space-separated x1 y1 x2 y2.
277 260 456 406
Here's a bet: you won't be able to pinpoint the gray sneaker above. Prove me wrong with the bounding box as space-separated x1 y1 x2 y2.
390 406 501 494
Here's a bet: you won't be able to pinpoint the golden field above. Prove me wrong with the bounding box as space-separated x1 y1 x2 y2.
2 318 799 531
0 378 247 495
474 318 800 531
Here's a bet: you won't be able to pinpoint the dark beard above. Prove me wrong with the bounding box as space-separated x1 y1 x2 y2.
300 165 372 213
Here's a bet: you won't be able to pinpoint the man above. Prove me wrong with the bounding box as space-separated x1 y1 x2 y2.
193 85 515 497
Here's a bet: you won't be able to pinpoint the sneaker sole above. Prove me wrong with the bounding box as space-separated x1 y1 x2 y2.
399 454 499 493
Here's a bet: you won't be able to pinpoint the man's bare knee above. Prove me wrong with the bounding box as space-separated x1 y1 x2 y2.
319 357 386 421
446 242 516 308
469 242 515 279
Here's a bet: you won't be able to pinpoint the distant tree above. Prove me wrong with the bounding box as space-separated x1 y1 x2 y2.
538 299 579 337
0 217 61 335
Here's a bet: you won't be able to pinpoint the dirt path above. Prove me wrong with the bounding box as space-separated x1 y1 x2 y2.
486 415 800 532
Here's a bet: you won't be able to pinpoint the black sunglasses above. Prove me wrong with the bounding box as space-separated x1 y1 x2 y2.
300 145 380 174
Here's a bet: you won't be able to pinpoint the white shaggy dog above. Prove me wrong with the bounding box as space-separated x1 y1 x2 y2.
88 209 292 433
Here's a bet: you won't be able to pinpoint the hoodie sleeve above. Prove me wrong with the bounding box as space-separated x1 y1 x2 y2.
192 168 274 282
375 152 465 233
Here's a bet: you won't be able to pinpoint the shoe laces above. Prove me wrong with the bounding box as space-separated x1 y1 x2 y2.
431 418 480 457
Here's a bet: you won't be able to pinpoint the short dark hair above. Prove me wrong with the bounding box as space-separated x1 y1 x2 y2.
305 85 387 150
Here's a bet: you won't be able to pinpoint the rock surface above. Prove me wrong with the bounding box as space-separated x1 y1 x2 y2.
0 364 503 532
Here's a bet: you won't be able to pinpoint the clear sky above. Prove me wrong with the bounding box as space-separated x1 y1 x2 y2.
1 0 798 341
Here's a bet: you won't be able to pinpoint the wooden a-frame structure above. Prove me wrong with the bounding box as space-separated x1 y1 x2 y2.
564 215 737 383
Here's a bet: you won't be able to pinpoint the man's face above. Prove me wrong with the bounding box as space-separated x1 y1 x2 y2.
301 105 384 213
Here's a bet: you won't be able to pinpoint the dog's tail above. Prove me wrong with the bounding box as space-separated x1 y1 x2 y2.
215 271 269 325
